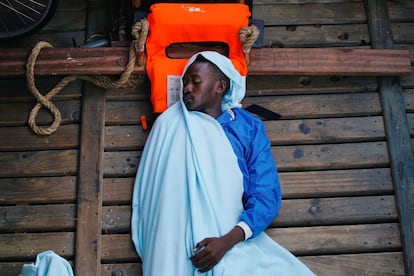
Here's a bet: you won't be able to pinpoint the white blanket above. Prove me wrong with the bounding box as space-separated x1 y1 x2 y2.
131 101 314 275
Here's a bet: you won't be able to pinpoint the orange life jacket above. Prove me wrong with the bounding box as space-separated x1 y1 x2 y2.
145 3 250 113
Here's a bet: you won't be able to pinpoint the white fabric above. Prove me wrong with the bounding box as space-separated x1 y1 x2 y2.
19 251 74 276
131 102 314 275
181 51 246 111
131 51 315 275
237 221 253 240
131 101 245 275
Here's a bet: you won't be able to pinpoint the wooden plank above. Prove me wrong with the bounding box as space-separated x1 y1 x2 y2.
243 92 382 119
408 113 414 135
388 1 414 22
0 125 79 151
246 75 378 96
406 91 414 112
75 0 108 271
253 2 366 26
0 100 80 126
101 168 393 205
264 116 385 145
101 263 142 276
0 204 76 232
280 168 393 198
103 93 383 126
75 84 105 275
0 48 410 76
0 261 74 276
104 85 149 101
104 125 148 150
0 233 74 259
248 48 411 75
365 1 414 275
103 178 134 205
101 234 138 262
102 168 394 205
0 77 82 102
392 23 414 44
273 141 389 171
274 195 397 227
301 252 405 276
0 150 78 177
103 142 389 176
103 151 141 177
102 206 131 233
105 101 152 125
262 24 370 48
0 177 77 204
97 252 405 276
100 196 397 233
267 223 401 255
102 116 385 150
100 223 401 261
0 263 28 276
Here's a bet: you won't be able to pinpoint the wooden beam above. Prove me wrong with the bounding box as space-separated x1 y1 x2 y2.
75 0 109 274
75 83 105 276
0 47 411 77
365 1 414 275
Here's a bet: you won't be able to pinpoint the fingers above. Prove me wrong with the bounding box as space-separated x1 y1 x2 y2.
193 239 208 253
190 240 218 273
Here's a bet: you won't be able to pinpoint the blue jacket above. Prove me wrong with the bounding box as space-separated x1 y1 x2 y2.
217 108 282 238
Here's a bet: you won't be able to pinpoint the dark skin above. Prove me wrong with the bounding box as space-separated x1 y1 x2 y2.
182 60 245 272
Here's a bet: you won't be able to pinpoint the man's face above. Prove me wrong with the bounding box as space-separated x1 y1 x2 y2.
182 62 223 114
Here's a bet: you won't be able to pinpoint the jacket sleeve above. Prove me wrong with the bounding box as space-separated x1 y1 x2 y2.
238 121 282 239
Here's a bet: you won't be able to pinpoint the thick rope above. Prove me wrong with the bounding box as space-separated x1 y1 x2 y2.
26 20 148 135
239 24 260 65
131 18 149 66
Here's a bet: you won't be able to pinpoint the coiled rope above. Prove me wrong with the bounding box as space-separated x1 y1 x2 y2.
26 19 149 135
239 24 260 65
26 19 259 135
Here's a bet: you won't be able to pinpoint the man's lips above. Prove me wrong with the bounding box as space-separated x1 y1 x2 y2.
183 94 193 104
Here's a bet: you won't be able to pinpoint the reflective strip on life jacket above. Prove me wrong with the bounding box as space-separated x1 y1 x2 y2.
145 3 251 113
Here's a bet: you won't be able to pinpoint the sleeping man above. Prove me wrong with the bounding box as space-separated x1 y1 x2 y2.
131 51 314 275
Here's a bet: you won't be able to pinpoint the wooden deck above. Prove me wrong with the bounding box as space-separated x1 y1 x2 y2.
0 0 413 275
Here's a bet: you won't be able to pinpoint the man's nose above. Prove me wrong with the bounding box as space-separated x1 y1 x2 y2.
183 84 191 94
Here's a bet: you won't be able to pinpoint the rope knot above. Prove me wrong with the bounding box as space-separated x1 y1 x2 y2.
239 24 260 65
131 18 149 66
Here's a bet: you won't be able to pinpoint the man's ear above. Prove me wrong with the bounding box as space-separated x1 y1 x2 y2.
216 79 227 95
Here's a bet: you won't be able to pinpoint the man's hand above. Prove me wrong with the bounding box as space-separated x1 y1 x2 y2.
190 226 245 273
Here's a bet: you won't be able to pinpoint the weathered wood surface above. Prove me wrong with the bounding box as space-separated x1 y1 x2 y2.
2 252 405 276
1 0 413 275
75 84 105 275
0 47 411 76
0 233 74 259
0 77 82 101
98 252 405 275
366 1 414 275
99 195 397 233
0 177 77 204
0 125 79 150
3 253 404 276
0 100 80 126
0 150 78 177
0 205 76 232
99 222 401 260
102 167 394 204
301 252 405 276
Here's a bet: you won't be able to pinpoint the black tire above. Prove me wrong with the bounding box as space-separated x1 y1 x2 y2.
0 0 59 40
